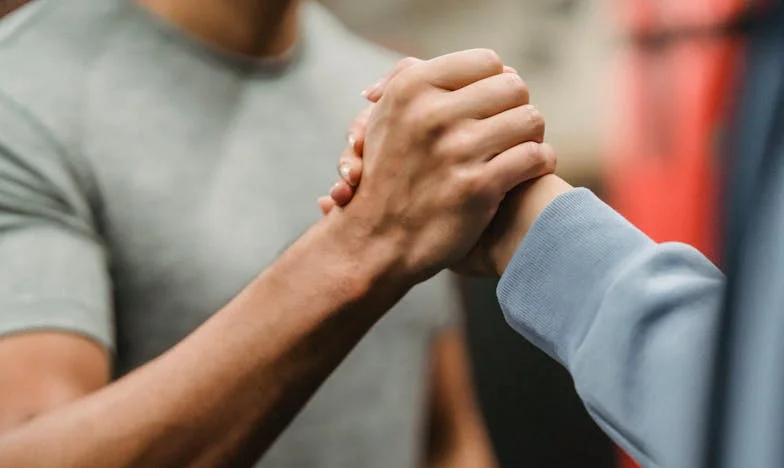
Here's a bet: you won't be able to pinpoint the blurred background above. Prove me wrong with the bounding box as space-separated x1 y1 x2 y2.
322 0 610 189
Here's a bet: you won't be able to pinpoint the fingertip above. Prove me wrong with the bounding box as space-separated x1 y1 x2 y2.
338 158 362 186
363 81 383 102
338 164 354 186
318 196 335 215
366 91 382 103
330 181 354 206
347 133 366 155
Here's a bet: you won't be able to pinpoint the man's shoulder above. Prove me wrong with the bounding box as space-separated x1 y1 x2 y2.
0 0 124 152
0 0 124 80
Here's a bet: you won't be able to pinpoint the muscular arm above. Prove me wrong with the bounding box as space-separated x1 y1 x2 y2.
0 49 550 468
492 175 725 468
0 333 109 433
425 327 496 468
0 217 409 468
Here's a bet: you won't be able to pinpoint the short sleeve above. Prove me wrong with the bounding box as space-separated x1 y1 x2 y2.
0 93 113 349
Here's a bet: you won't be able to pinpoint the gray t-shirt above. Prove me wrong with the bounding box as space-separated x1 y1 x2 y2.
0 1 460 466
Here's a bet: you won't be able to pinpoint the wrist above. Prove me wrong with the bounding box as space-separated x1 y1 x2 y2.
490 175 572 276
316 211 413 303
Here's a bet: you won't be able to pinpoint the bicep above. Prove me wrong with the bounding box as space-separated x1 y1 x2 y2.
0 331 110 432
0 101 114 432
0 225 115 433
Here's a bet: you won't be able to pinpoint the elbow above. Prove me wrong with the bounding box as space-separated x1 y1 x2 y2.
0 379 93 433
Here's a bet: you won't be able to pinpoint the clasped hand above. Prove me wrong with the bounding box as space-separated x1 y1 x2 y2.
319 50 557 281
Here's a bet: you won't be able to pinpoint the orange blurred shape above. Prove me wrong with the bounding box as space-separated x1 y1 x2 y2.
606 1 746 466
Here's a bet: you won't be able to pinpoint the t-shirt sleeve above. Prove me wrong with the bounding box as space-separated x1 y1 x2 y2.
0 95 113 349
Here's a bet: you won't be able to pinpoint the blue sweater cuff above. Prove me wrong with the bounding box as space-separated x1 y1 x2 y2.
496 188 653 366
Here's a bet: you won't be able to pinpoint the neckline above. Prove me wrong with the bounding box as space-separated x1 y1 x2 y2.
123 0 305 77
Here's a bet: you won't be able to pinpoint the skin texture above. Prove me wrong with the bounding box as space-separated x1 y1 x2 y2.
0 1 495 466
323 57 557 276
482 174 573 276
0 332 109 433
327 151 572 278
0 48 552 467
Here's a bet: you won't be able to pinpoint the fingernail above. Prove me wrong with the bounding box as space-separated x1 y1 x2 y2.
317 196 331 214
329 181 341 197
347 134 357 149
362 81 382 99
339 164 356 186
503 65 518 74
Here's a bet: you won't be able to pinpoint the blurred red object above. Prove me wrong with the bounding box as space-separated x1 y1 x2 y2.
606 0 747 466
607 0 746 264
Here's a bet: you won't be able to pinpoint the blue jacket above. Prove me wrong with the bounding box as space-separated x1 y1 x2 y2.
497 6 784 467
498 189 723 468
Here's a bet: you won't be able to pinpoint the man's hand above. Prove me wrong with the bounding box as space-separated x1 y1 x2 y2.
321 53 557 277
333 49 555 282
0 49 557 468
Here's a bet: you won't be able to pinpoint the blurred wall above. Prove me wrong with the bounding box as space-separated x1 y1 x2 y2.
321 1 616 466
321 0 613 187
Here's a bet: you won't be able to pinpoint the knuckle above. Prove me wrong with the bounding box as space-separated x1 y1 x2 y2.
520 141 553 172
413 98 451 135
397 56 421 71
521 140 542 161
437 126 476 159
453 167 486 200
522 104 545 136
505 74 530 103
387 69 425 106
496 74 530 107
474 48 503 71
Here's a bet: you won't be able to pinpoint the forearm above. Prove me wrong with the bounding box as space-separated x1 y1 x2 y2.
425 328 495 468
426 419 495 468
494 177 724 468
0 215 408 468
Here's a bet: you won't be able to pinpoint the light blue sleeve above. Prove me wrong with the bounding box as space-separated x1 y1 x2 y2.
496 189 724 468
